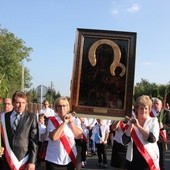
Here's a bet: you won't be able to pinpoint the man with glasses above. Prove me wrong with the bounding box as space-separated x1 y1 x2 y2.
2 98 13 113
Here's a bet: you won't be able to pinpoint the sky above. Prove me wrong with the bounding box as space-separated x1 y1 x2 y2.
0 0 170 97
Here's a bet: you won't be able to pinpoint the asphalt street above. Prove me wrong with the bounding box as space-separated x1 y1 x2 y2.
83 138 170 170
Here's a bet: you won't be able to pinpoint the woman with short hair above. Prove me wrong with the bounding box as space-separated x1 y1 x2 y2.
45 97 82 170
122 95 160 170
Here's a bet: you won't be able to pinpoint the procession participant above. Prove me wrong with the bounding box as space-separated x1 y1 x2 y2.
0 98 13 161
92 119 110 168
37 113 48 170
0 91 39 170
110 120 128 170
45 96 82 170
87 118 97 155
40 99 55 118
72 115 88 170
79 117 88 168
122 95 160 170
2 98 13 113
110 109 136 170
151 98 167 170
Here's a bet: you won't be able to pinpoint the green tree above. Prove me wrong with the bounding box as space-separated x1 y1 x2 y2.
0 27 32 97
134 79 155 100
134 79 170 102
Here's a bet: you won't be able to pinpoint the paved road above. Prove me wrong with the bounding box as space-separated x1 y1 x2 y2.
83 138 170 170
165 138 170 169
83 147 112 170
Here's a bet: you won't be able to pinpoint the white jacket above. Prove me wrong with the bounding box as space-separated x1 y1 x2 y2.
126 117 160 170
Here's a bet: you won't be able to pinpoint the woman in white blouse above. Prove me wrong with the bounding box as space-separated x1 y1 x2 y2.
122 95 160 170
45 97 82 170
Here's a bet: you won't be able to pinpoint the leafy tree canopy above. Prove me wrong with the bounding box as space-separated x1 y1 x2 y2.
134 78 170 104
0 27 33 97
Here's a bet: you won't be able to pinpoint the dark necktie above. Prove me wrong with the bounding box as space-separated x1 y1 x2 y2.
13 114 21 132
99 125 102 137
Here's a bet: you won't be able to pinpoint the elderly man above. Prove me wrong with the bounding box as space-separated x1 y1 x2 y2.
150 98 168 170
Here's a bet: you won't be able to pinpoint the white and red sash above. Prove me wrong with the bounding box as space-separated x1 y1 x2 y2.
49 116 77 167
150 110 157 117
131 128 160 170
1 113 28 170
159 129 167 143
150 108 161 117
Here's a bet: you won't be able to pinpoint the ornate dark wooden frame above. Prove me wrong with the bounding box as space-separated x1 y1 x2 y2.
70 28 137 120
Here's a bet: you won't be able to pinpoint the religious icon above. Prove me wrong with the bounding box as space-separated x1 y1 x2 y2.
70 28 137 120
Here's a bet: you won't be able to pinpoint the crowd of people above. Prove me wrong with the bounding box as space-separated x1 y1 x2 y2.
0 91 170 170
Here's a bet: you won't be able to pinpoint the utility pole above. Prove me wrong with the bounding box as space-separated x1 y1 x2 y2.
51 81 53 105
40 84 43 110
21 64 25 92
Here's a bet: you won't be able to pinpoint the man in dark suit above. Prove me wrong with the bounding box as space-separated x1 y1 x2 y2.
0 91 39 170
